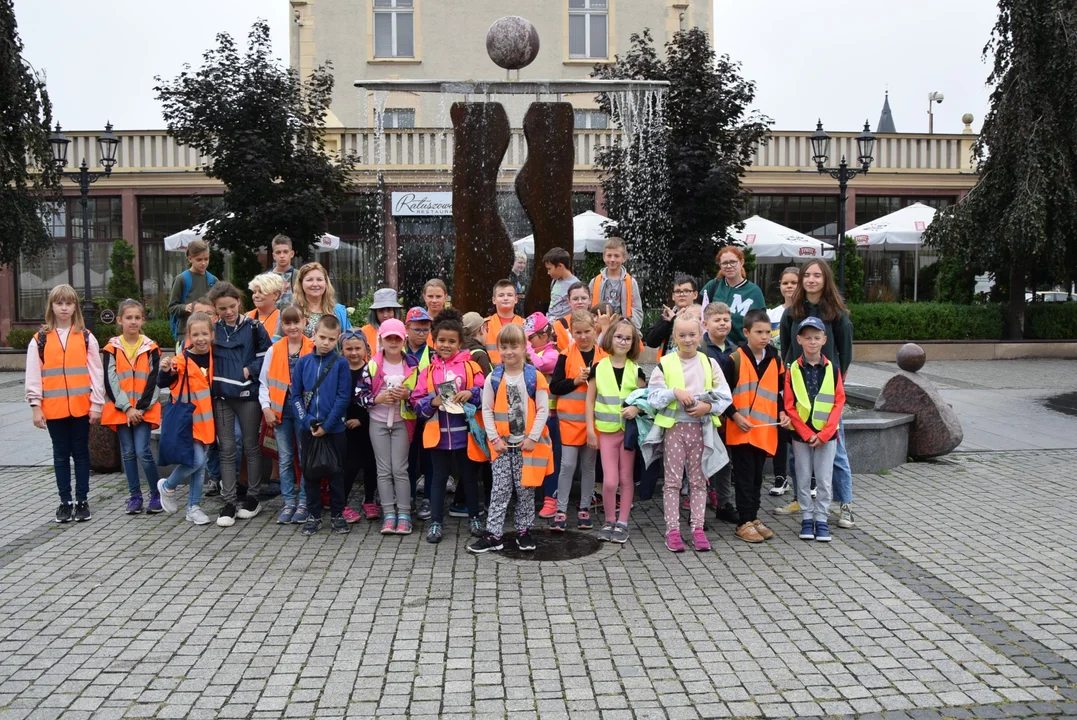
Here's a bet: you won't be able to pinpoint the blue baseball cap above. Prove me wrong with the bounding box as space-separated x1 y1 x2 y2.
797 317 826 334
405 307 432 324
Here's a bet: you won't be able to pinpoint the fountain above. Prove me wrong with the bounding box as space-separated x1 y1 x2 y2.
356 16 669 313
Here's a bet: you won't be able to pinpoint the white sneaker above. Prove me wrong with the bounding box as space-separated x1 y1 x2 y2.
186 505 210 525
157 479 178 514
445 475 457 493
837 503 856 529
415 475 425 494
769 476 788 496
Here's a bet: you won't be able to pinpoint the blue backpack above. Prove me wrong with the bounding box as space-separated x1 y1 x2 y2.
170 269 217 338
488 364 539 400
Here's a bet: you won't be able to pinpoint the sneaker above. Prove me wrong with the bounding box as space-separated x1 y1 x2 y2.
415 476 425 494
125 496 144 515
448 503 469 518
445 475 457 493
467 534 504 554
204 478 221 497
301 517 321 536
810 477 817 499
814 521 832 542
186 505 211 525
538 496 558 519
157 479 178 514
550 512 567 532
769 476 788 496
277 505 296 524
292 505 310 524
468 518 484 537
598 523 615 542
611 523 629 544
707 489 719 509
237 496 261 520
331 515 349 534
74 501 91 522
665 530 686 553
395 515 413 535
416 498 432 521
217 503 237 528
382 515 397 534
55 502 73 524
426 522 443 543
146 494 163 514
342 506 362 524
362 502 380 520
837 503 856 529
752 519 774 540
577 510 593 530
775 500 800 515
517 530 536 551
799 519 815 540
680 496 691 511
716 505 739 523
736 522 765 543
691 528 711 552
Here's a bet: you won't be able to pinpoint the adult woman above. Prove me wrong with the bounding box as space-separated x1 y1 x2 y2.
293 262 351 337
698 247 766 346
777 260 855 528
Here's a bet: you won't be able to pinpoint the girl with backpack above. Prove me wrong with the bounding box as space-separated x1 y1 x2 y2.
25 284 105 523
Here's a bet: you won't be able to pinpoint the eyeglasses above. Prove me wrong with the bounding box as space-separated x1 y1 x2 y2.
719 260 740 268
672 289 694 295
612 334 634 343
410 327 431 334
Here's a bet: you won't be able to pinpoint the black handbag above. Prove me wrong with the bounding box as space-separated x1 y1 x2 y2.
301 362 340 480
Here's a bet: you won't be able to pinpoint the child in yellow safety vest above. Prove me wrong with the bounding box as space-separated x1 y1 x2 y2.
782 317 846 543
586 318 647 544
25 284 105 524
646 315 732 552
102 299 163 516
467 324 552 554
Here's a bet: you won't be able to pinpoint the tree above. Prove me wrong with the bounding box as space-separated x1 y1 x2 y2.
0 0 61 267
154 21 356 263
593 29 771 303
923 0 1077 338
106 239 140 308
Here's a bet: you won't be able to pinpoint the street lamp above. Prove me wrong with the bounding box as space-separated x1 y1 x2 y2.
48 123 120 331
811 119 875 294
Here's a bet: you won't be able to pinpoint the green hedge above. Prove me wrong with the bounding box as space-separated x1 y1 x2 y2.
6 320 175 351
849 302 1077 341
1026 302 1077 340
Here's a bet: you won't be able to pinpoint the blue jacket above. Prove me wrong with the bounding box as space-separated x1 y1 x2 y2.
211 315 272 400
291 350 351 434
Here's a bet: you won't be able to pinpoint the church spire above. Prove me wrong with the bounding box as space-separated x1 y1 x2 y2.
877 91 896 133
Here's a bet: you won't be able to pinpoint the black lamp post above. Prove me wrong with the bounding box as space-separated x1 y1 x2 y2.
48 123 120 331
811 120 876 293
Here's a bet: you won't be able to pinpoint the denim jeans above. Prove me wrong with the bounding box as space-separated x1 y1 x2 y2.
164 440 207 508
117 422 160 497
275 411 306 508
788 424 852 504
47 416 90 503
206 443 220 480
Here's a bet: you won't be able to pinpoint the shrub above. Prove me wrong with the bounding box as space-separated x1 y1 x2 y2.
6 328 35 350
107 239 140 308
1025 302 1077 339
349 289 374 327
6 321 175 350
849 302 1005 341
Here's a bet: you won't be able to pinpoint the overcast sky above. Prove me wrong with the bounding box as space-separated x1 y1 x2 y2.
15 0 995 134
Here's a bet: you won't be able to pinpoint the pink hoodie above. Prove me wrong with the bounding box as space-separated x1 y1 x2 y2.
411 349 485 451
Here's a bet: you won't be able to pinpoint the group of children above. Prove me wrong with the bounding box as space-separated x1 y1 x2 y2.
27 233 847 552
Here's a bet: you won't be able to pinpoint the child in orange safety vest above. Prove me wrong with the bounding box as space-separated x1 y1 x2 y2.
467 324 552 554
25 284 105 524
102 299 163 516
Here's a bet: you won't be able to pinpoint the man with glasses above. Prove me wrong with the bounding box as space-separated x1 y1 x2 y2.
644 274 699 361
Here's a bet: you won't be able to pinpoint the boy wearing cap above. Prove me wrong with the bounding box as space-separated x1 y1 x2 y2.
404 307 435 516
361 288 403 356
783 317 845 542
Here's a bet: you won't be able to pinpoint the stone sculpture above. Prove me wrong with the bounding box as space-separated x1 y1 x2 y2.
874 343 963 458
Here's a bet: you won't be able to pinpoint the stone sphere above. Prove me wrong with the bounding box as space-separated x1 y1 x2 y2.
896 343 926 373
486 16 540 70
962 113 974 124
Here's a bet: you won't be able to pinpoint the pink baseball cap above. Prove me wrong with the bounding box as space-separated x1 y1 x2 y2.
378 318 406 339
524 312 550 336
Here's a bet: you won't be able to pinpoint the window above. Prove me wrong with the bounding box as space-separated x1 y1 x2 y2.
326 194 384 305
374 0 414 58
382 109 416 129
574 109 609 129
744 194 840 238
17 197 122 320
855 196 955 226
138 196 223 321
569 0 608 59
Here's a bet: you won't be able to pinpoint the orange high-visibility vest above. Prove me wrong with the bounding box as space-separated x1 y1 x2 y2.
557 343 608 446
483 314 523 364
590 272 634 320
554 315 572 352
169 353 216 445
488 369 553 487
420 360 487 462
724 346 781 455
101 340 162 429
360 324 379 355
264 336 314 422
39 329 92 420
247 308 280 339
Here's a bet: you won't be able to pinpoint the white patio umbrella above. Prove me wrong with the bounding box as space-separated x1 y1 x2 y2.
513 210 618 256
849 202 937 300
164 216 340 253
724 215 835 263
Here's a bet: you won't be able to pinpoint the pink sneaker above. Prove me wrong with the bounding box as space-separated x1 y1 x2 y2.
342 506 362 524
363 503 381 520
707 489 719 509
665 530 686 553
691 528 711 552
381 515 397 534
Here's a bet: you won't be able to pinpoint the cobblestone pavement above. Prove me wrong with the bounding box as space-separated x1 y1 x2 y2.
1 448 1076 719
